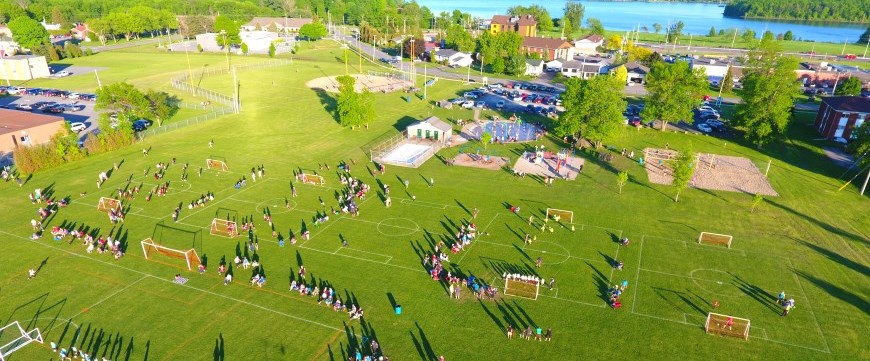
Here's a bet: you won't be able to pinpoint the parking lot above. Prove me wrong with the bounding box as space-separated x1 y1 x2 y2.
0 91 100 139
451 82 565 116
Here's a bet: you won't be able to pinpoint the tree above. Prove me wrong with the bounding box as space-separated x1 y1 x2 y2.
480 131 492 150
616 171 628 194
402 38 425 59
563 1 584 34
642 61 707 131
670 147 695 202
847 122 870 168
95 82 151 119
445 24 474 53
762 30 775 41
605 34 623 52
213 15 241 46
144 90 179 126
860 27 870 44
505 54 526 76
628 46 653 63
708 26 716 37
7 16 48 49
335 75 375 128
586 18 604 36
612 65 627 84
240 42 249 55
783 30 794 41
722 65 734 91
741 28 756 42
268 42 276 57
736 38 800 147
299 22 327 40
667 21 684 44
178 15 214 38
835 77 862 96
556 76 626 148
507 5 553 32
652 23 662 34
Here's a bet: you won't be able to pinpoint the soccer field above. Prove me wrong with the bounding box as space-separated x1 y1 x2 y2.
0 41 867 361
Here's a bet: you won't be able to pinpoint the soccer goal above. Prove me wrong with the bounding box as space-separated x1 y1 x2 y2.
210 219 239 238
298 173 325 186
705 313 750 340
545 208 574 224
504 277 540 300
699 232 733 248
141 238 201 271
206 158 228 172
0 321 44 361
97 197 121 212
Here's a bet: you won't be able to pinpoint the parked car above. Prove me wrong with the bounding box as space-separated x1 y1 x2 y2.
475 101 485 108
7 87 26 95
61 104 85 112
461 100 474 109
450 98 465 104
15 103 33 110
132 119 153 132
463 91 479 99
43 105 64 113
696 123 712 133
495 100 505 109
524 104 534 113
56 70 71 77
69 122 87 132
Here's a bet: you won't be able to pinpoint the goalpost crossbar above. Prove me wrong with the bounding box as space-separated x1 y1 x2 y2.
545 208 574 224
504 278 540 300
97 197 121 212
141 239 201 270
298 173 325 186
206 159 228 172
210 218 239 238
699 232 733 248
705 312 750 340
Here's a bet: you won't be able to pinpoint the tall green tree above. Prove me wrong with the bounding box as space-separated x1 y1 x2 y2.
722 65 734 91
299 22 328 40
783 30 794 41
335 75 375 128
556 76 626 148
736 38 800 147
860 27 870 44
835 77 862 96
652 23 662 34
144 90 179 126
847 122 870 168
670 147 696 202
708 26 716 37
213 15 241 46
445 24 474 53
95 82 151 119
7 16 49 49
507 5 553 32
505 54 525 76
617 171 629 194
642 61 707 131
563 1 584 34
667 21 684 43
586 18 604 36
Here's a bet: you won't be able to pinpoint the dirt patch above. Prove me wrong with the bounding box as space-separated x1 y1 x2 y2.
306 74 412 93
643 148 778 196
512 151 584 180
451 153 508 170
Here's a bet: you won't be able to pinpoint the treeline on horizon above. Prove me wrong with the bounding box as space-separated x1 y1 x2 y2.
724 0 869 23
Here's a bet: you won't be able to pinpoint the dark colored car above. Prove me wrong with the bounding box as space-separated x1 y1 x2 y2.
133 119 153 132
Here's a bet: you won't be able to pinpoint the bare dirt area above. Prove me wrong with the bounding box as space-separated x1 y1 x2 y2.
512 151 584 180
451 153 508 170
643 148 778 196
306 74 412 93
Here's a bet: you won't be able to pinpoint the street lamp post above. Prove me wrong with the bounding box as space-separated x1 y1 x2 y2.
220 30 230 72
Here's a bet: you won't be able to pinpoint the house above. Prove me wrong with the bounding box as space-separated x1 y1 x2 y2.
525 59 544 76
0 55 50 80
407 116 452 144
239 31 279 54
561 59 608 79
545 59 563 72
240 17 313 33
573 34 604 55
625 61 650 84
433 49 472 67
70 23 90 41
0 109 65 154
814 96 870 140
691 57 731 81
521 37 574 61
490 15 536 37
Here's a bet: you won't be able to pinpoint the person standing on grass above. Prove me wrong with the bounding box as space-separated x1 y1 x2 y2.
507 325 513 339
404 179 409 189
549 277 555 290
291 183 297 197
28 269 36 279
209 139 214 148
385 196 391 207
777 291 785 305
544 328 552 341
429 177 434 187
536 257 542 268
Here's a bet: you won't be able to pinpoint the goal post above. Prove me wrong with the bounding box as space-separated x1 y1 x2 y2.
545 208 574 224
297 173 325 186
699 232 733 248
206 158 228 172
141 239 201 271
0 321 44 361
705 313 750 340
503 277 540 300
97 197 121 212
151 222 203 256
210 218 239 238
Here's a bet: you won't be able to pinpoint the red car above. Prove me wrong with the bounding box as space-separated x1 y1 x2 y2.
506 83 515 89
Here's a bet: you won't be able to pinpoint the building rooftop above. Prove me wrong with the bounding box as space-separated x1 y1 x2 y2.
0 109 64 136
821 96 870 113
419 116 452 132
576 34 604 43
625 61 650 75
523 36 571 49
3 55 44 60
527 59 543 66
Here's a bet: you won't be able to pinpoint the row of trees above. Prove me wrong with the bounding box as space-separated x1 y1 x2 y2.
0 0 273 24
87 6 178 43
724 0 869 23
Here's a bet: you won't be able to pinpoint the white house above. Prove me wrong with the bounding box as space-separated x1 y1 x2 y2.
40 19 61 31
561 59 608 79
625 61 650 84
573 34 604 56
407 116 452 144
433 49 472 67
240 31 278 54
525 59 544 76
545 59 563 72
241 17 312 33
692 57 730 80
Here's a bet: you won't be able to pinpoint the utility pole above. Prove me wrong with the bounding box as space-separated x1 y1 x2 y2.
861 162 870 196
688 33 693 51
864 35 870 58
842 39 847 55
423 62 427 100
731 27 737 48
233 66 240 113
184 48 194 95
94 69 102 90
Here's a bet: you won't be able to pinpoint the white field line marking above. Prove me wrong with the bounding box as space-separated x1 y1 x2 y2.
0 230 347 334
67 276 147 320
631 236 644 314
789 258 832 353
397 198 447 209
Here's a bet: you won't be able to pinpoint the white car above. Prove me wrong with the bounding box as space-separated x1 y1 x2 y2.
6 87 25 95
696 123 712 133
699 106 716 113
56 71 70 77
69 122 86 132
461 100 474 109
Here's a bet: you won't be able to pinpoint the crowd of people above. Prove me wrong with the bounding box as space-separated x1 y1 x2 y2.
507 325 553 341
187 192 215 209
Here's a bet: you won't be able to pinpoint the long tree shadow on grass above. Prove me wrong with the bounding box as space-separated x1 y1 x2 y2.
313 90 339 122
767 199 869 246
793 238 870 277
796 270 869 315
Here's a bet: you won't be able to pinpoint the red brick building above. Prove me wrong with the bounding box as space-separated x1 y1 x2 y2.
814 96 870 140
0 109 66 154
521 37 574 61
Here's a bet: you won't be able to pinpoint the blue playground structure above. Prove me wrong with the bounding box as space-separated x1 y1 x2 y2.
483 121 538 142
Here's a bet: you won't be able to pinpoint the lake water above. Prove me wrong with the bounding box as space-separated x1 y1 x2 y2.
416 0 867 43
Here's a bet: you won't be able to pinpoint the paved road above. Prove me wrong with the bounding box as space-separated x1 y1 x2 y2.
640 42 869 63
83 38 162 53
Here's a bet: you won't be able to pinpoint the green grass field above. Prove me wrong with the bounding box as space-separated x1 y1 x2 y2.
0 40 867 361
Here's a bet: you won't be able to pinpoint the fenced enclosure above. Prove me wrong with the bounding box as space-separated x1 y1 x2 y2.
369 131 444 168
